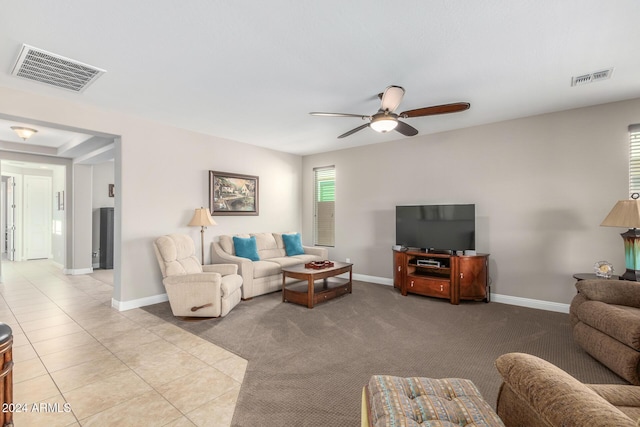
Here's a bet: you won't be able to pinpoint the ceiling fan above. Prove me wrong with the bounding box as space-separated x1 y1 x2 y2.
310 85 470 139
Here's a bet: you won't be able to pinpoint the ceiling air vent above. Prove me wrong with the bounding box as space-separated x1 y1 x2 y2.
571 68 613 87
11 44 106 93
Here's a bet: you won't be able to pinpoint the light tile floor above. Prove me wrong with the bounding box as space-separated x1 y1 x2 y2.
0 260 246 426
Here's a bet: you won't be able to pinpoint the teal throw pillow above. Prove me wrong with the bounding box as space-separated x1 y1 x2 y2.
233 236 260 261
283 233 305 256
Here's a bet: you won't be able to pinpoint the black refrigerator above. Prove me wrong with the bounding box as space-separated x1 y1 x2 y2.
99 207 114 269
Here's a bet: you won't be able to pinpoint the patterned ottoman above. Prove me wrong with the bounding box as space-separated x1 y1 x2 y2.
362 375 504 427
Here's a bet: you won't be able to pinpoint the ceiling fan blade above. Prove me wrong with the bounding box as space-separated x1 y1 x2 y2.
338 123 370 139
395 120 419 137
380 86 405 112
309 112 368 119
400 102 470 118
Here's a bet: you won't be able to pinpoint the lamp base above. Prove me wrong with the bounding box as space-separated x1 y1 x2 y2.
621 269 640 281
620 228 640 281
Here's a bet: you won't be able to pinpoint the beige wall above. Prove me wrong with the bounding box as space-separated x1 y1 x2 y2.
2 82 638 308
0 86 302 307
302 97 640 305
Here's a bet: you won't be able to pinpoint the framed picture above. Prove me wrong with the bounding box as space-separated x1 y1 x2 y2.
108 184 115 197
209 171 259 216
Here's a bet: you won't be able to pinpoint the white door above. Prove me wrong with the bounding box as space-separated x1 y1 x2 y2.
6 177 15 261
25 176 52 260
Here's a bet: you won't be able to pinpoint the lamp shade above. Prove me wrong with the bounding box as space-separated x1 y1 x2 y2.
188 208 216 227
600 200 640 229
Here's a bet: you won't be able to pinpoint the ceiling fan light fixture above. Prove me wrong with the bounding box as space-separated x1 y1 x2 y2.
11 126 38 141
370 115 398 133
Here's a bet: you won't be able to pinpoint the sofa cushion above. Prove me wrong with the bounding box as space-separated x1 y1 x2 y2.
263 257 303 268
282 233 305 256
252 233 286 259
252 260 283 279
233 236 260 261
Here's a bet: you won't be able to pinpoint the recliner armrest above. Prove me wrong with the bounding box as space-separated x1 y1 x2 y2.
162 272 221 285
576 279 640 308
495 353 634 426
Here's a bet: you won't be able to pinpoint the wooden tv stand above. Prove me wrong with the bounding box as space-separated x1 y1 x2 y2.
393 250 490 304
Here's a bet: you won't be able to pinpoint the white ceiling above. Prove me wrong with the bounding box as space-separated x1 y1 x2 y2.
0 117 115 164
0 1 639 157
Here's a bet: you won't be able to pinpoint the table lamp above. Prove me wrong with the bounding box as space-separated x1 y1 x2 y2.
600 195 640 281
188 207 217 265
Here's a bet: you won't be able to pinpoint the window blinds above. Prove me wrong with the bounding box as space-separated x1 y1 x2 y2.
314 166 335 247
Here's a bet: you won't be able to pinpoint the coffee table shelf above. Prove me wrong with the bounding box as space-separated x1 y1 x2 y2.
281 262 353 308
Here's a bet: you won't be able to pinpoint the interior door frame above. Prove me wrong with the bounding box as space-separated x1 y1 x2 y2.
5 176 15 261
2 172 22 261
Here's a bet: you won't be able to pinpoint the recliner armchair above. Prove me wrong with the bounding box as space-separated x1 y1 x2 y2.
570 278 640 385
154 234 242 317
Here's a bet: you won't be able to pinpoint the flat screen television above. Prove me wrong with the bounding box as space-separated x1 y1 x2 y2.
395 204 475 252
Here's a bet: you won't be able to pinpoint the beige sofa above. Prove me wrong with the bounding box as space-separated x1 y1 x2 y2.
211 232 328 299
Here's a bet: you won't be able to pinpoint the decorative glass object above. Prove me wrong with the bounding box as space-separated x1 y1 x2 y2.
594 261 614 278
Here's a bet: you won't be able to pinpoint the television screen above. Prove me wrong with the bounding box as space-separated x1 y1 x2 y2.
395 204 475 251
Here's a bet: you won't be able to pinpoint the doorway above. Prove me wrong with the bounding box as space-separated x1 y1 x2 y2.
1 161 65 264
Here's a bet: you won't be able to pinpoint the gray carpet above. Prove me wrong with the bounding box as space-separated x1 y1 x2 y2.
142 281 626 427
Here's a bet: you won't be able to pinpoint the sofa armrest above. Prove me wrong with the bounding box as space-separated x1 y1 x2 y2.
576 279 640 308
303 245 329 259
212 242 255 298
495 353 635 427
203 263 238 276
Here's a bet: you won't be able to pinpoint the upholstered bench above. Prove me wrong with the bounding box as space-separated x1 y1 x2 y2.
362 375 504 427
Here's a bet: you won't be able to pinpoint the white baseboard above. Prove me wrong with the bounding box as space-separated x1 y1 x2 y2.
107 276 569 314
112 293 169 311
63 267 94 275
353 273 394 286
354 274 570 313
491 293 569 313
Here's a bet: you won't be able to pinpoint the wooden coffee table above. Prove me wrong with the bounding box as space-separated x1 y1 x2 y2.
281 261 353 308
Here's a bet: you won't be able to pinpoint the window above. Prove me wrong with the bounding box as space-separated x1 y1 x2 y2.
630 124 640 195
314 166 335 246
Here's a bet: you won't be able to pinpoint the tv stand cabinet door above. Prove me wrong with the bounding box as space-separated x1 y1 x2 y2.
458 255 489 302
393 251 406 291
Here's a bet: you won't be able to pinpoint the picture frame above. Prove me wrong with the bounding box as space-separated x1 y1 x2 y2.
209 171 259 216
108 184 115 197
